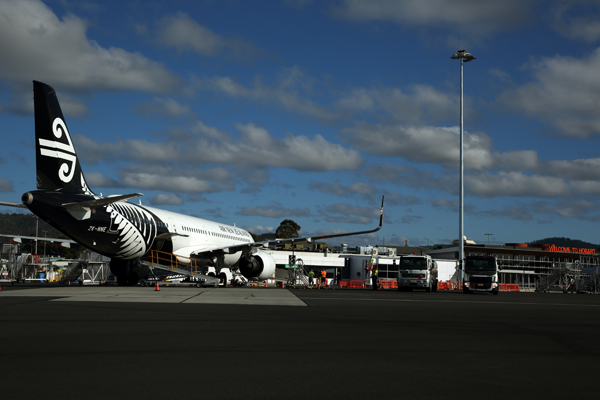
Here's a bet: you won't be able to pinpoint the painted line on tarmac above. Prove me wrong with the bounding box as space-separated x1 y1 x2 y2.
298 296 600 308
0 287 307 306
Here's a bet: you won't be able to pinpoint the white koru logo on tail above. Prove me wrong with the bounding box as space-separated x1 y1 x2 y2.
38 117 76 183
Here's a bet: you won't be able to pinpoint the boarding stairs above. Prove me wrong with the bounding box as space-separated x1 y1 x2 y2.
536 262 581 293
575 271 600 294
140 250 220 287
60 260 87 284
286 258 310 288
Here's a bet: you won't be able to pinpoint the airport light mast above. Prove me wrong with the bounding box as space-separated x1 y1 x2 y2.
485 233 493 244
450 49 476 278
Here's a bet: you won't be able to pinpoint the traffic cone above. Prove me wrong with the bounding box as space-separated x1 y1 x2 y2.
155 282 160 291
68 280 70 286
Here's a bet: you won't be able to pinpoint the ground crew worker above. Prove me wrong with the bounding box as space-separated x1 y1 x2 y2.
321 269 327 288
308 269 315 287
372 266 379 290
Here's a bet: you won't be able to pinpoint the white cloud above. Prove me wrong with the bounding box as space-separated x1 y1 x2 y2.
208 70 335 122
570 180 600 195
499 47 600 138
137 97 191 118
156 12 264 60
545 158 600 180
0 177 13 192
83 121 362 172
242 225 275 235
149 193 184 206
0 0 179 93
207 72 458 125
344 124 494 170
236 204 312 218
84 172 121 188
308 181 378 197
319 202 381 224
332 0 533 34
480 206 533 221
466 171 571 198
121 173 214 193
548 2 600 42
119 167 222 193
234 123 363 171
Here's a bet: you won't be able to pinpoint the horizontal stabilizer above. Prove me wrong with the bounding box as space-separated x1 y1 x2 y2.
62 193 143 210
0 201 28 209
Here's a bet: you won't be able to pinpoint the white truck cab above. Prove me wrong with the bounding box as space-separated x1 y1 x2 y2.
397 254 438 292
462 255 499 295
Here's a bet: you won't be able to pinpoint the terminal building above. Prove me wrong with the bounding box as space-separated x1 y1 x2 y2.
425 241 599 291
269 239 599 292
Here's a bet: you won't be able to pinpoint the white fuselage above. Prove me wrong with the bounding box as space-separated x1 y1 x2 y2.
140 204 254 266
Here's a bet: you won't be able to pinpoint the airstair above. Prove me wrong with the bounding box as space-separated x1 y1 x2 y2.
60 261 86 284
140 250 220 287
574 267 600 294
536 262 581 293
285 258 310 288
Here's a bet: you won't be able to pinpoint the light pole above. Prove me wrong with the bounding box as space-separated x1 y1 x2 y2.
451 49 476 277
485 233 493 244
43 230 48 261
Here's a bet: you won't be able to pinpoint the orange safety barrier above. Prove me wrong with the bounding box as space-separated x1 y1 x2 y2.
380 280 393 289
437 281 450 290
391 281 398 289
499 284 520 292
350 280 366 288
339 280 349 288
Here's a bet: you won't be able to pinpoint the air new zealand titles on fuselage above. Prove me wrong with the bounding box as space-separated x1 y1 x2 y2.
7 81 384 286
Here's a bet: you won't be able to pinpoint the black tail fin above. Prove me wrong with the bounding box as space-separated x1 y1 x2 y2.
33 81 91 193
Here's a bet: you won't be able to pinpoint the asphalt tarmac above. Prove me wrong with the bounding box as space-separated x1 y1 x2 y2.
1 283 599 400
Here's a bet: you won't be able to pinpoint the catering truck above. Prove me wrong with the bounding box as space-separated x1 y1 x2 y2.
462 255 499 295
397 254 438 292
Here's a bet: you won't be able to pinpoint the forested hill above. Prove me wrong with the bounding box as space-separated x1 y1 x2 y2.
0 212 82 258
0 212 63 237
530 237 599 251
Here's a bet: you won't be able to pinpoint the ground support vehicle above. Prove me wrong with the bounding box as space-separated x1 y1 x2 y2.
397 255 438 292
462 256 499 295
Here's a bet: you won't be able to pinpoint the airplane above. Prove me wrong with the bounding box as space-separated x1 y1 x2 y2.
0 81 383 286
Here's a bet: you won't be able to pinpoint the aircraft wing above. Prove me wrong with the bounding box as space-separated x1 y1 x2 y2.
177 196 385 259
0 234 78 247
261 196 385 247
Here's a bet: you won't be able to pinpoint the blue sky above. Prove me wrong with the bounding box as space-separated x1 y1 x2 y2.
2 0 600 247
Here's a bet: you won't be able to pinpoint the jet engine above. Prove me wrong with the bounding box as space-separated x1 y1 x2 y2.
238 250 276 281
